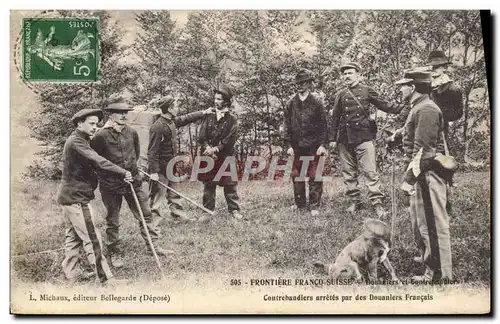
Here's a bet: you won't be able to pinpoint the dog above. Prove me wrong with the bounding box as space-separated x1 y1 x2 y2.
315 218 400 283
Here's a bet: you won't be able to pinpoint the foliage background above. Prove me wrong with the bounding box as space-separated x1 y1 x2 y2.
26 10 490 179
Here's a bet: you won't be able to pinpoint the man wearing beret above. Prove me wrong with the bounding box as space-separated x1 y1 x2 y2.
148 95 214 226
57 108 132 285
395 70 452 281
329 62 404 217
91 97 169 268
283 68 329 216
198 84 243 220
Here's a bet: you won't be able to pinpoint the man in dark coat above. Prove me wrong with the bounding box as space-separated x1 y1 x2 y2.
91 97 170 269
393 51 463 146
197 84 243 220
283 68 329 216
395 70 452 281
57 108 132 285
329 62 404 217
148 95 213 226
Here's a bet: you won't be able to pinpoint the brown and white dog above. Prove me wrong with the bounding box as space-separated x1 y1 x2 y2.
315 218 400 283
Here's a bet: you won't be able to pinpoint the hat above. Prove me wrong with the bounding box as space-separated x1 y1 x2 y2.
395 70 432 85
71 108 103 126
154 95 176 112
295 68 315 83
427 50 451 67
340 62 361 73
213 84 233 100
104 96 133 112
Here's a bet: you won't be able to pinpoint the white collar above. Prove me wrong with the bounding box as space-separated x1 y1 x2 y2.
103 120 125 133
215 108 229 121
298 91 310 102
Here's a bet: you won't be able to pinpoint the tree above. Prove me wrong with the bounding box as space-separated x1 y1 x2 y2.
130 10 180 104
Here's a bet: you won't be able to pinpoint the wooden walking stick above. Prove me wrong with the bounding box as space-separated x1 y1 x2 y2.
126 181 166 280
139 169 215 216
390 155 397 245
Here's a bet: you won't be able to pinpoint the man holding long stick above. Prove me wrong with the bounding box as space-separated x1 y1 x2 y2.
147 95 214 226
91 97 170 269
57 108 132 285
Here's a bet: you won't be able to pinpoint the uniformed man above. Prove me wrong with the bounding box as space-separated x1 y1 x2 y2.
90 97 170 269
395 70 452 281
329 62 403 217
57 108 132 285
148 95 214 226
283 68 329 216
197 84 243 220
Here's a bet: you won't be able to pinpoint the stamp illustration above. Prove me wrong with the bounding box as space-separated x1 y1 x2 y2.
22 18 99 82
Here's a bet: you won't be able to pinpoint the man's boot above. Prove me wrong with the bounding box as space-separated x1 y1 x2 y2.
147 245 175 257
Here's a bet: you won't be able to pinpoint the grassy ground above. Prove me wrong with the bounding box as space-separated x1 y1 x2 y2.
11 172 491 288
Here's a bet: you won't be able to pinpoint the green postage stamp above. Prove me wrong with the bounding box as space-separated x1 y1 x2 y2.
22 18 99 82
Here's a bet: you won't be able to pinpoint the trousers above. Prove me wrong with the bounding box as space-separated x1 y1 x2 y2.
150 172 186 230
202 182 240 212
100 185 159 254
61 203 113 283
338 141 384 205
410 170 453 280
291 149 323 209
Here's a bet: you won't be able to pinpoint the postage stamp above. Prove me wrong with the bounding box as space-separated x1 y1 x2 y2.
10 9 491 315
22 17 99 82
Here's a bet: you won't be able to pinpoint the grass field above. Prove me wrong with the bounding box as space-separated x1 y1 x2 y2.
11 172 491 289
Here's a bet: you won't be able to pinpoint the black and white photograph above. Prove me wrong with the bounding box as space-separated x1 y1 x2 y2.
9 8 491 314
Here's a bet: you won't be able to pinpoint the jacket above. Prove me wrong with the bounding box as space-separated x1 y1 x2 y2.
283 92 328 150
147 111 204 174
431 81 464 134
330 83 403 146
90 124 141 193
403 93 445 162
396 82 463 135
197 110 239 185
198 111 238 158
57 129 127 205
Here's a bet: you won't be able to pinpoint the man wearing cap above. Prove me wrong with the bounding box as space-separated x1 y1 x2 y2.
197 84 243 219
428 50 464 137
148 95 214 226
329 62 404 217
57 108 132 285
91 97 169 268
395 70 452 281
283 68 329 216
394 51 463 145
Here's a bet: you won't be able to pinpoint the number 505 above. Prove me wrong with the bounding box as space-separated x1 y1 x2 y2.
73 65 91 76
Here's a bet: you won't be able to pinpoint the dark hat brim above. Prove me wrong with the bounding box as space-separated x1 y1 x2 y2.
428 58 451 66
340 63 361 73
104 102 134 112
395 78 414 85
71 109 103 125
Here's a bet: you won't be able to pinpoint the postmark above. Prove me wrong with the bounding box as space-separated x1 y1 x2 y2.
22 17 99 82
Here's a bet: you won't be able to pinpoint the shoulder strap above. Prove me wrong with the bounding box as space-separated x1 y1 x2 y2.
346 87 369 116
442 131 450 156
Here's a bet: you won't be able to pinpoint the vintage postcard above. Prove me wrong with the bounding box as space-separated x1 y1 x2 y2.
10 9 491 314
